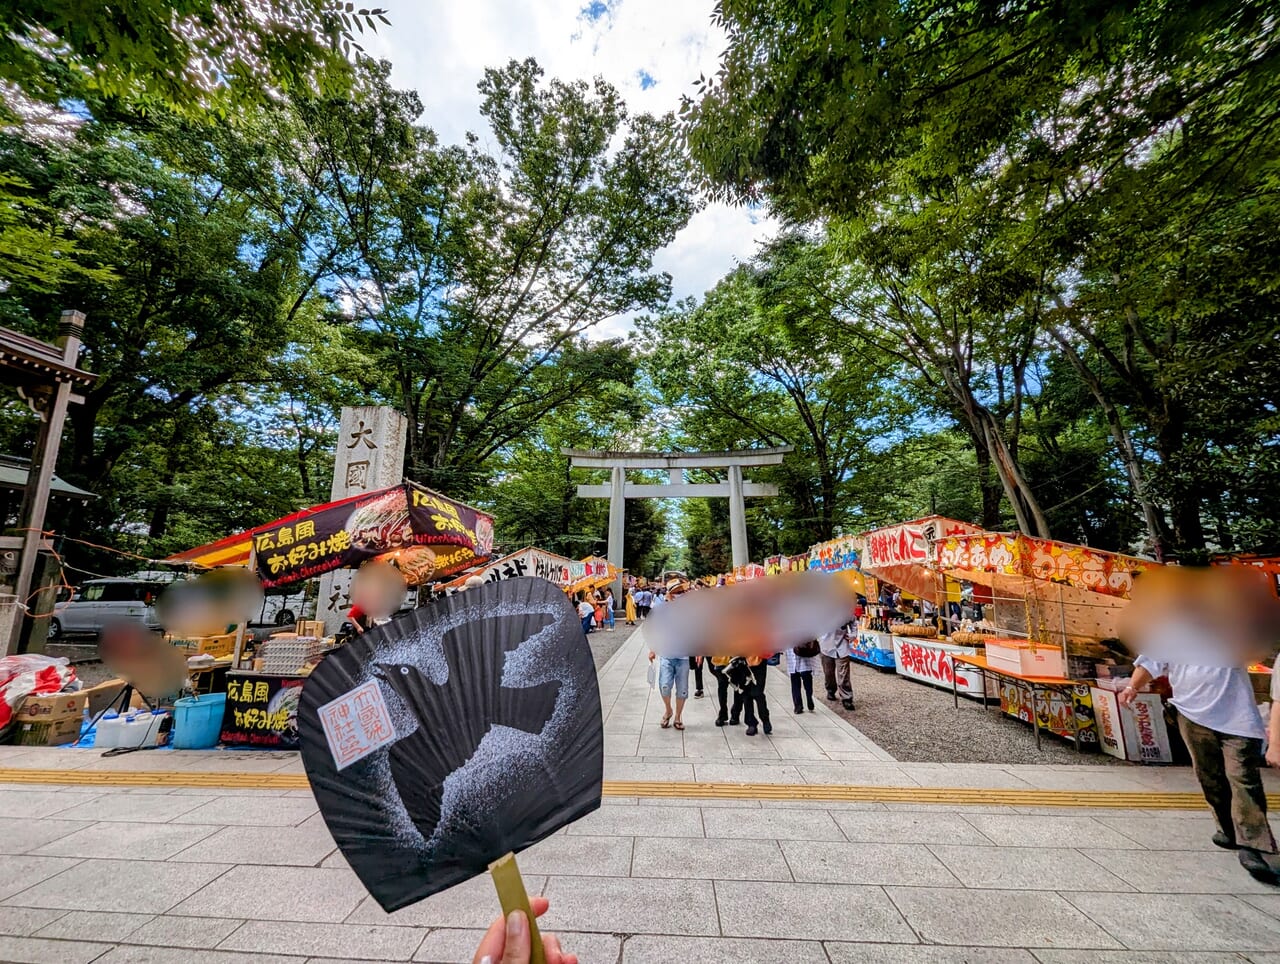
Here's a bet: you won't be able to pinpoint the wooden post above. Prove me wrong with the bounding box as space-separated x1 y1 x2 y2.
6 311 83 656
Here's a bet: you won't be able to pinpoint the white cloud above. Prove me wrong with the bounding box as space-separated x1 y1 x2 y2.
362 0 777 334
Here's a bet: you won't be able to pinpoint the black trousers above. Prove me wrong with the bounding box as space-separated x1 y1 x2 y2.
741 663 771 727
710 662 731 722
790 670 814 710
690 656 704 694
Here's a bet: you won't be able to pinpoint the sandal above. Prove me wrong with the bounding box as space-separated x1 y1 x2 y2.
673 720 684 730
660 714 672 728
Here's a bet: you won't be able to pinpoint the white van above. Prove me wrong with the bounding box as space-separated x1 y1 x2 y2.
50 578 168 639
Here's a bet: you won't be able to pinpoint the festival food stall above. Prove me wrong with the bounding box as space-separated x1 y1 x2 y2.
936 531 1161 751
167 481 494 749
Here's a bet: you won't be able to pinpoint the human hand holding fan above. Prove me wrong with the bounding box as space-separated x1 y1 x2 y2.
298 577 603 954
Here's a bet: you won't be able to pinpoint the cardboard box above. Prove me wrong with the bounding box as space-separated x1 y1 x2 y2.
295 620 325 638
13 715 81 746
986 639 1066 678
82 679 128 719
15 690 82 722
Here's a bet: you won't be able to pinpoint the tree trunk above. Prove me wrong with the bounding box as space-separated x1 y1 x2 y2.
148 420 187 541
973 433 1003 529
1049 327 1167 559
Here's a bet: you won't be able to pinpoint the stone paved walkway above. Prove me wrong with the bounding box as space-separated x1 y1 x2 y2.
1 626 1279 962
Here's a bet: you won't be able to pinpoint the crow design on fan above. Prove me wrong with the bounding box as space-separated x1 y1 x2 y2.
298 577 603 913
372 622 562 845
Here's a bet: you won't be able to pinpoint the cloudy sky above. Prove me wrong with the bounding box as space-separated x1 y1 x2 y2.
361 0 779 337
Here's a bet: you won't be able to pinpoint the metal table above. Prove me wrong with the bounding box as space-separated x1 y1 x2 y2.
951 653 1084 752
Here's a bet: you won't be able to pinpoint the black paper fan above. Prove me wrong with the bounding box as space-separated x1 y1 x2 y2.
298 577 603 912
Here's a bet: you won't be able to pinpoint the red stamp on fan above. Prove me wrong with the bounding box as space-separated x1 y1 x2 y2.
318 680 396 770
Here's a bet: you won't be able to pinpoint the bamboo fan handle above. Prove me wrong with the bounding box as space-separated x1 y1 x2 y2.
488 851 547 964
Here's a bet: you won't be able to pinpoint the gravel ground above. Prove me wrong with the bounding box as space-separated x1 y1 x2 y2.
588 623 631 670
827 659 1127 766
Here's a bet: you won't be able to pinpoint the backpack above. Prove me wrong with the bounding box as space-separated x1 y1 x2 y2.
794 639 820 658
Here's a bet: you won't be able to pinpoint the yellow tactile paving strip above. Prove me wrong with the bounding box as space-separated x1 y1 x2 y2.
2 767 1271 810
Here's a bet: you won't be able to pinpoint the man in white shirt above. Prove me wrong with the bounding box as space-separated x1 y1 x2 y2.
1122 658 1277 883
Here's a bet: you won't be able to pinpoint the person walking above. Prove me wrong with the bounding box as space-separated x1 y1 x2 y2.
787 641 820 713
819 625 856 710
603 588 616 631
689 656 705 699
648 647 689 731
635 587 652 620
624 588 637 626
1121 659 1277 883
731 655 772 737
709 655 733 726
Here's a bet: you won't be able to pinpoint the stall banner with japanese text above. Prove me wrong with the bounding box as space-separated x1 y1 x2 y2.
405 481 495 559
220 675 305 749
863 517 983 571
891 637 989 697
253 487 403 587
936 532 1158 599
252 483 495 588
809 536 860 573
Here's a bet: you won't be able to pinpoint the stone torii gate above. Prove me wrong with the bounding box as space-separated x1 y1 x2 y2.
563 447 793 584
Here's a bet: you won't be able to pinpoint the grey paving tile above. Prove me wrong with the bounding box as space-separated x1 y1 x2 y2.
411 928 619 964
624 934 831 963
1080 848 1280 895
0 855 83 902
692 763 808 784
170 796 318 827
0 935 113 963
1032 953 1248 963
886 886 1122 948
701 806 845 840
831 811 996 846
1010 769 1155 792
541 875 718 935
1063 892 1280 951
5 858 230 914
52 794 213 824
34 821 220 861
31 909 152 941
220 920 426 960
1242 894 1280 920
565 803 703 838
717 879 915 941
169 865 364 923
632 837 791 881
95 948 307 963
960 814 1146 850
782 840 960 886
0 907 65 937
515 834 633 878
347 873 529 930
1092 814 1223 850
828 947 1037 964
602 762 697 783
167 824 337 867
0 817 96 854
901 768 1038 790
124 914 244 949
0 790 102 819
928 845 1134 892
